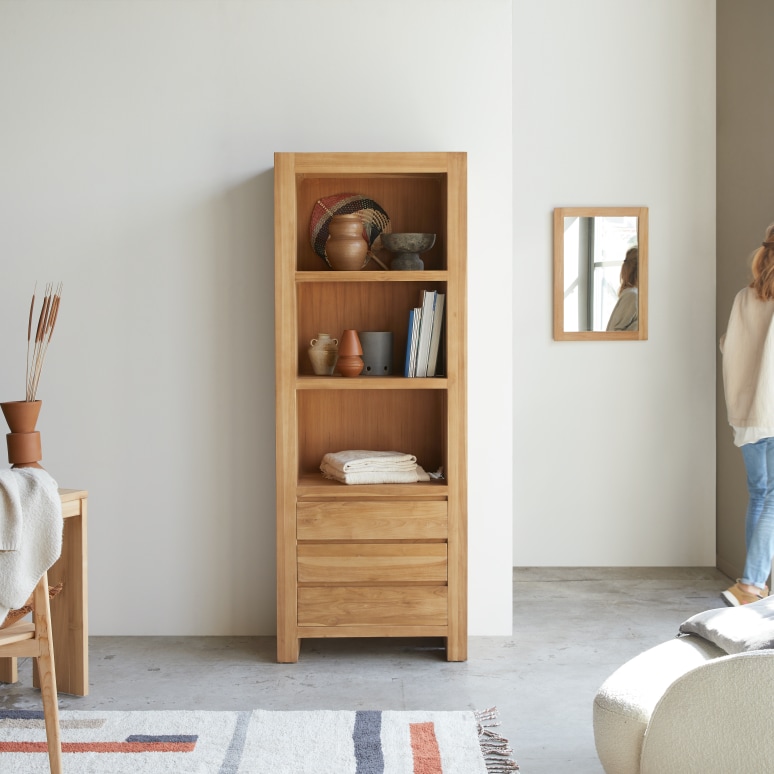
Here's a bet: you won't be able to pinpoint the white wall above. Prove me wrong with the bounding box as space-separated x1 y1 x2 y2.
0 1 513 635
513 1 717 566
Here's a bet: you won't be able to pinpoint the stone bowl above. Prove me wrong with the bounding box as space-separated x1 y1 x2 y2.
381 233 436 270
381 233 436 254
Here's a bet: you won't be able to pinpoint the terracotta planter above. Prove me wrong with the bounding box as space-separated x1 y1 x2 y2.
336 329 364 377
0 400 43 468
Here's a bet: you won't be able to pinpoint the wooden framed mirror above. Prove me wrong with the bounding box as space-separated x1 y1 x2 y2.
553 207 648 341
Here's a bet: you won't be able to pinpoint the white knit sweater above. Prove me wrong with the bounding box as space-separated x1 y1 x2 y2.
721 286 774 445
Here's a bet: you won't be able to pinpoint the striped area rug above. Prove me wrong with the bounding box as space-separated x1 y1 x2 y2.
0 707 518 773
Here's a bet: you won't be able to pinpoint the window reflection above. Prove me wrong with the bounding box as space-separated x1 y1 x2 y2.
563 216 638 332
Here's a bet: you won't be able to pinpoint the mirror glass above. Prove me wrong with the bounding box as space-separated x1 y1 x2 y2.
553 207 648 340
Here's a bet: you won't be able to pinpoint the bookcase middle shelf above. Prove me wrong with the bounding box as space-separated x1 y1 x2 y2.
296 376 448 389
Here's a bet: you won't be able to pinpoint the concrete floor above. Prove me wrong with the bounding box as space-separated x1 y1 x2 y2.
0 567 731 773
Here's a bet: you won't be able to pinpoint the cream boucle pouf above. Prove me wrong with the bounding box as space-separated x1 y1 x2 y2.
592 635 725 774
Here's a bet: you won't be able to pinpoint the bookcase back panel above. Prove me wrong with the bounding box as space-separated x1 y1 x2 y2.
297 282 446 376
297 389 444 477
296 175 447 272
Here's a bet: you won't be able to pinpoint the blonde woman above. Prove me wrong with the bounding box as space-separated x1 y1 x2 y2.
606 247 638 331
720 223 774 605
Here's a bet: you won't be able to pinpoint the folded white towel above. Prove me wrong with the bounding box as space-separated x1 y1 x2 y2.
321 460 430 485
0 468 62 625
321 450 418 475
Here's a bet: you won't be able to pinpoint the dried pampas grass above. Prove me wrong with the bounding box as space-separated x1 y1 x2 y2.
25 282 63 402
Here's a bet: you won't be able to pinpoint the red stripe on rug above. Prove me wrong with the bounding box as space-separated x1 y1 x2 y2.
409 722 443 774
0 741 196 753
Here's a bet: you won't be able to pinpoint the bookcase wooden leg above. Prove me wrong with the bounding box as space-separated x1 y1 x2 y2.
446 634 467 662
277 634 300 664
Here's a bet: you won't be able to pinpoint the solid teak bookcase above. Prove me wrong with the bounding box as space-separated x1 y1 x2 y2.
274 152 467 662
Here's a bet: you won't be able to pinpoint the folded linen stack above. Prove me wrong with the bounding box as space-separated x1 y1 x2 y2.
320 450 430 485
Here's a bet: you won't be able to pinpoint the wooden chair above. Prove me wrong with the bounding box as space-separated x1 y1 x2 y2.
0 571 62 774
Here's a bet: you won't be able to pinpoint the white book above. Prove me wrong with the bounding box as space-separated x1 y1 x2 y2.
407 306 422 377
426 293 445 377
403 308 416 377
414 290 437 378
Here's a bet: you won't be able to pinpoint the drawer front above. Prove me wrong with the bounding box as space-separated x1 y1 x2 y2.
297 501 447 541
298 544 447 583
298 586 448 627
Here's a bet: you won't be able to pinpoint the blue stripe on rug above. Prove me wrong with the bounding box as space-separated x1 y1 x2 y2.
0 710 44 720
219 710 251 774
353 710 384 774
126 735 198 743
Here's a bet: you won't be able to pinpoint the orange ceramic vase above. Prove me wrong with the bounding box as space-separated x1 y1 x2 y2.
337 329 364 377
325 215 368 271
0 400 43 468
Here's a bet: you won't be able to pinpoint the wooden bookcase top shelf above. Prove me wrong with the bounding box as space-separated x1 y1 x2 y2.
295 271 448 282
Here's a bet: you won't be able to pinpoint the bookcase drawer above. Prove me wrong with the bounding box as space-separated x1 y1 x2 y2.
298 543 447 583
298 586 448 627
297 501 447 541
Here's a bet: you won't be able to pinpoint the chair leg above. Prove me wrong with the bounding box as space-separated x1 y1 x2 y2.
33 576 63 774
38 652 62 774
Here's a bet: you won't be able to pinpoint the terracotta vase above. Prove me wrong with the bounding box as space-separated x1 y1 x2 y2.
336 329 364 377
308 333 339 375
0 400 43 468
325 214 369 271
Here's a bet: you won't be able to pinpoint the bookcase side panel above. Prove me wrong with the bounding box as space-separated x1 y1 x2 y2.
274 152 301 662
444 153 468 661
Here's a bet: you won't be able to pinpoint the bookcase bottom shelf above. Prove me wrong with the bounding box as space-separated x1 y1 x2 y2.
278 628 465 663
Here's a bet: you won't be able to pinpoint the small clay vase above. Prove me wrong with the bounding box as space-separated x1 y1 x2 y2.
325 214 369 271
0 400 43 468
336 329 364 377
308 333 339 375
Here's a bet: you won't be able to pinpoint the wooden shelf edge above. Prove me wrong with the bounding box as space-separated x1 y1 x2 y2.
58 488 88 501
296 626 449 638
297 375 448 389
297 477 449 499
296 270 448 283
289 151 459 175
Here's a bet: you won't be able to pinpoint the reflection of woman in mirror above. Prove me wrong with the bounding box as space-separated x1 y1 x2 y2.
720 223 774 606
606 247 638 331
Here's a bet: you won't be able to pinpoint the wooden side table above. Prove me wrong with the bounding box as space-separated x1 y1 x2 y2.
0 488 88 696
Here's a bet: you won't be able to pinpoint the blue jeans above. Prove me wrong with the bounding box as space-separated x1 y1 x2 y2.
740 437 774 588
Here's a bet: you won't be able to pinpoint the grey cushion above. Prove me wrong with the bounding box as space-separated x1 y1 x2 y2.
679 595 774 654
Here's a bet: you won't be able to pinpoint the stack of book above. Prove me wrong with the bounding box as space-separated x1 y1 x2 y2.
404 290 445 377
